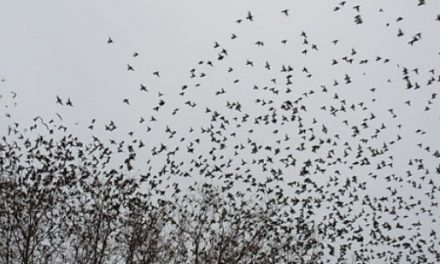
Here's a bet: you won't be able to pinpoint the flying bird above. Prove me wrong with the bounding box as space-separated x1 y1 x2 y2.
246 11 254 21
56 96 63 105
281 9 290 16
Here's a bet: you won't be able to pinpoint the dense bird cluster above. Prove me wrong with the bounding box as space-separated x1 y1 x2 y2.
1 129 324 263
1 1 440 263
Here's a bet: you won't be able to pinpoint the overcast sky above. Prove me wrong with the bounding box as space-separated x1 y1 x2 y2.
1 0 440 262
0 1 438 133
1 0 438 169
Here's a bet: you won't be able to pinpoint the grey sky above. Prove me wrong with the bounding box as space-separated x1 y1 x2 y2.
1 0 440 263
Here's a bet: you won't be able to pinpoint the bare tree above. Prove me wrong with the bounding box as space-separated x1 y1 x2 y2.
1 127 323 264
165 184 323 264
0 135 85 264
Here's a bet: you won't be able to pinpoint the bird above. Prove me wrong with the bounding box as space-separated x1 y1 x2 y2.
265 61 271 70
281 9 290 16
246 11 254 21
140 84 148 92
56 96 63 105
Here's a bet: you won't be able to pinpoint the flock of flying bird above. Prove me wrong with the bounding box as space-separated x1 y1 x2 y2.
1 1 440 263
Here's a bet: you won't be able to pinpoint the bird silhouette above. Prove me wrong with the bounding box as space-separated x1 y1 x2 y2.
281 9 290 16
246 11 254 21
